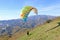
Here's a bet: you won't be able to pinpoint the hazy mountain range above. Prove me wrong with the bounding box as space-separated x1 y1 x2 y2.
0 15 55 35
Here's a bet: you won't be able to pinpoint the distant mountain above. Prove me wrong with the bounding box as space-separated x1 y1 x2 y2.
0 15 55 28
0 15 55 36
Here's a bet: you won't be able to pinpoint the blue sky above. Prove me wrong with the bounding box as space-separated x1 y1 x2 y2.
0 0 60 20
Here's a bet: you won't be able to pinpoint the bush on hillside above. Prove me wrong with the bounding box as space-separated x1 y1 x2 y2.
27 31 29 35
57 22 60 26
46 20 52 23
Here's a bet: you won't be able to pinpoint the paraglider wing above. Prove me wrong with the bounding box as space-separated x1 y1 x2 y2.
20 6 38 22
32 7 38 15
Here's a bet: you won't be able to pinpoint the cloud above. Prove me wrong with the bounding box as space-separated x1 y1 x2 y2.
0 9 20 20
38 5 60 12
0 17 1 18
37 4 60 16
39 4 60 12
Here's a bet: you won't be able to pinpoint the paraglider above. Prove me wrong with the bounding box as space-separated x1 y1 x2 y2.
20 6 38 22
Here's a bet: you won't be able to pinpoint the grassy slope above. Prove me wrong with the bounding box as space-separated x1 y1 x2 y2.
17 17 60 40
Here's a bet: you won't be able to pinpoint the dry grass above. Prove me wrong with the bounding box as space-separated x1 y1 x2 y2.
17 17 60 40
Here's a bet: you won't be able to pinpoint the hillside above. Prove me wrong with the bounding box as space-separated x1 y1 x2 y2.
0 15 56 40
0 15 55 36
17 17 60 40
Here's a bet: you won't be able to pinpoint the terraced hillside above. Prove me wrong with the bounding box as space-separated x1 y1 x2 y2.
17 17 60 40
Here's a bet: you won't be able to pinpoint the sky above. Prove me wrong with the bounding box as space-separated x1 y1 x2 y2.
0 0 60 20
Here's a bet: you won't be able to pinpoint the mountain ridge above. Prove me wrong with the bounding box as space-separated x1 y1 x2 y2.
0 15 55 36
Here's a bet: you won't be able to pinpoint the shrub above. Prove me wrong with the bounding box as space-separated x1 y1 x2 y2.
27 31 29 35
46 20 52 23
57 22 60 26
